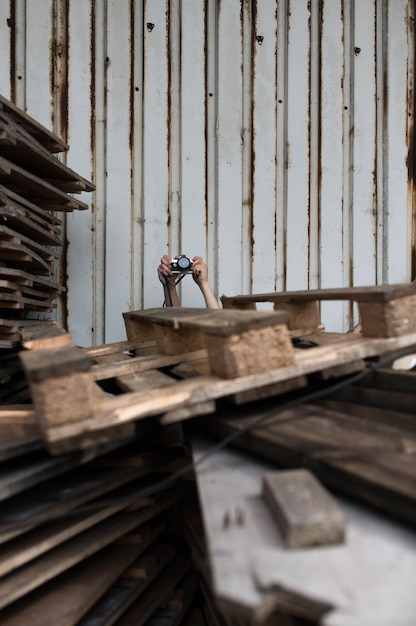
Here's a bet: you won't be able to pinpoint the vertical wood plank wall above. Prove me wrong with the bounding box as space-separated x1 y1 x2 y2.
0 0 414 344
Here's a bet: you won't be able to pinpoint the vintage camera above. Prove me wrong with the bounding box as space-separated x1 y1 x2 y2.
170 255 193 274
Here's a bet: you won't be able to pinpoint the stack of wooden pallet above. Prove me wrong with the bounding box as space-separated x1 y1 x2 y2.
0 410 214 625
0 95 94 404
9 284 416 624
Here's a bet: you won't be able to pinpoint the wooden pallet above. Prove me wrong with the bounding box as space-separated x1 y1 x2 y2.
0 430 196 626
16 295 416 452
221 282 416 338
0 94 68 153
0 110 94 193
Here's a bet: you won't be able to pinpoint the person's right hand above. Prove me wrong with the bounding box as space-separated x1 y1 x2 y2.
158 255 176 284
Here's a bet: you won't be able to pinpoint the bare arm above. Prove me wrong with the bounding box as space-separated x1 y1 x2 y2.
192 256 220 309
157 255 181 307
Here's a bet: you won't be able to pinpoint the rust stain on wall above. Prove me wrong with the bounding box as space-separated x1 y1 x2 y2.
8 2 17 103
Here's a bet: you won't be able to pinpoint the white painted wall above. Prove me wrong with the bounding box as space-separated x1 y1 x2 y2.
0 0 414 344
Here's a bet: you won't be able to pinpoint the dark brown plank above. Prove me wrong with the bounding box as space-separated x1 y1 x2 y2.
0 268 63 292
115 555 190 626
0 111 94 192
0 532 164 626
77 544 175 626
0 458 158 543
0 185 62 227
0 204 61 245
0 95 68 153
0 156 89 211
0 505 174 611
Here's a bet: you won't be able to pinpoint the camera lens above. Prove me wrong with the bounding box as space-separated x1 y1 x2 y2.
178 256 191 269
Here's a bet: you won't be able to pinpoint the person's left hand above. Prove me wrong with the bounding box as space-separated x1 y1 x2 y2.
191 256 209 286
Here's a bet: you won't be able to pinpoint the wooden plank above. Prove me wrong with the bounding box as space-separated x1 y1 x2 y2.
0 156 89 211
0 225 58 260
0 530 164 626
20 324 70 350
0 95 68 153
0 239 52 274
0 472 167 578
144 569 200 626
0 203 62 246
353 367 416 394
0 292 55 312
0 460 158 544
115 555 190 626
0 111 95 192
116 369 178 393
0 487 184 613
0 185 62 228
262 469 346 548
0 279 57 301
90 349 208 381
221 282 416 305
86 340 136 358
0 439 135 503
0 268 63 292
0 502 126 578
77 544 175 626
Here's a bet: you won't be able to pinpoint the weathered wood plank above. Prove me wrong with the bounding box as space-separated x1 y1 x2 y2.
0 459 160 544
0 94 68 153
0 486 185 612
0 531 164 626
115 555 190 626
0 111 94 192
0 156 89 211
77 544 175 626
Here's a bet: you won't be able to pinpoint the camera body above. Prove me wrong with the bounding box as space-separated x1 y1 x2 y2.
170 255 193 274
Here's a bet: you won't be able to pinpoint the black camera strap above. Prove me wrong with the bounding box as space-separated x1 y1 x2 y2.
161 273 187 307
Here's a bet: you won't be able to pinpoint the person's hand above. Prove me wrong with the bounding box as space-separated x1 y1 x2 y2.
191 256 209 286
158 255 176 285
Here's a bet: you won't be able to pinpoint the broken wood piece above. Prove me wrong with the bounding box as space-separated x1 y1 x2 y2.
262 469 346 548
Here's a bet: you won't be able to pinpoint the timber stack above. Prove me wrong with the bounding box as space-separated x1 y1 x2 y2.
0 95 94 404
1 96 416 624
